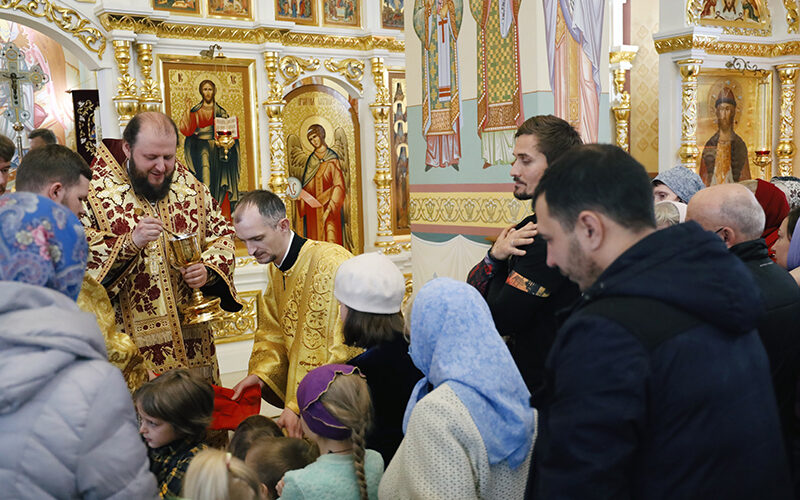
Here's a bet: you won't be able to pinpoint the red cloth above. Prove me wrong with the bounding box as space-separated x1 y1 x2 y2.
210 384 261 431
755 179 790 252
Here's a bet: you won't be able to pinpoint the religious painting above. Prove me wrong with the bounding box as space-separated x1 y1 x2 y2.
383 0 404 29
389 70 410 235
690 0 771 36
414 0 464 171
208 0 253 19
159 55 258 219
0 21 84 178
275 0 317 25
323 0 361 27
152 0 201 15
695 68 772 185
471 0 523 168
283 84 364 254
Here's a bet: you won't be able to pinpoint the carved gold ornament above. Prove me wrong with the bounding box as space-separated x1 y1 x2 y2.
777 64 800 176
211 290 260 343
279 55 320 85
263 52 290 215
654 33 800 58
677 59 703 172
324 58 365 92
136 43 162 112
1 0 106 59
98 14 403 52
786 0 800 33
410 192 526 227
370 57 399 253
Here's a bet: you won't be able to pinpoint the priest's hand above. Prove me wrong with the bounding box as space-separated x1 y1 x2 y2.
132 216 163 248
232 373 265 400
278 408 303 438
181 263 208 288
489 221 537 261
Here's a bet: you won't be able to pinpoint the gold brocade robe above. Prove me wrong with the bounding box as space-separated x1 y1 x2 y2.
249 240 362 413
81 140 241 383
77 275 149 393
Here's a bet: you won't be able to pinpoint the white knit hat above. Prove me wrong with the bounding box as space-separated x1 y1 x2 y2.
334 252 405 314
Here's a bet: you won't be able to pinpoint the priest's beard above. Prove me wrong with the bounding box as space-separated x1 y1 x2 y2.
127 159 174 202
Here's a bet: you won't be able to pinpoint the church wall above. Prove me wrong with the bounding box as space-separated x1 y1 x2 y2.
629 0 659 173
406 0 612 287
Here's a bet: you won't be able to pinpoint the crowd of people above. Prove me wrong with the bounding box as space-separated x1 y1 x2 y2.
1 111 800 499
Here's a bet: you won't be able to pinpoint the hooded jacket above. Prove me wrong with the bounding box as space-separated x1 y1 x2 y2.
532 222 791 500
0 282 157 499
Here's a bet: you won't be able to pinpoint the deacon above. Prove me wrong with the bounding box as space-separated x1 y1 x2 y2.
82 111 242 385
15 144 149 393
231 190 360 438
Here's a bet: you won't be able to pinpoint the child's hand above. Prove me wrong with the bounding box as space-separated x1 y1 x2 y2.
276 477 285 497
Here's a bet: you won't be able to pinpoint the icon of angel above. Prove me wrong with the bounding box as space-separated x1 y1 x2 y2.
287 123 353 250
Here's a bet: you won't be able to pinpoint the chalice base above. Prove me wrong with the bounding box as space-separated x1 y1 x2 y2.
182 294 223 324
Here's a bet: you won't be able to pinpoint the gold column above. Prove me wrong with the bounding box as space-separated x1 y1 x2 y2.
609 49 637 153
785 0 800 34
777 63 800 176
370 57 399 253
136 42 162 112
263 51 291 218
112 39 138 128
677 59 703 172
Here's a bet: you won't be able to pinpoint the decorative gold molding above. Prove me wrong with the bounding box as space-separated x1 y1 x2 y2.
610 51 637 65
410 192 526 227
677 58 703 172
787 0 800 34
654 34 719 54
324 58 365 92
370 57 398 253
1 0 106 59
279 55 319 85
612 68 632 152
654 33 800 58
777 64 800 176
263 51 291 216
136 42 162 112
112 39 137 128
98 14 404 52
211 290 259 343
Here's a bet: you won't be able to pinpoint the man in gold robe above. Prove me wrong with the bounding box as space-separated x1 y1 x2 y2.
82 111 241 384
231 190 360 437
15 143 149 393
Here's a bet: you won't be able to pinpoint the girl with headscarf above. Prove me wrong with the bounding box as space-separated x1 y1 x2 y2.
0 192 157 499
379 278 536 499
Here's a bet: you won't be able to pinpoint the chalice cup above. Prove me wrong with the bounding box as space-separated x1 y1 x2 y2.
169 233 223 324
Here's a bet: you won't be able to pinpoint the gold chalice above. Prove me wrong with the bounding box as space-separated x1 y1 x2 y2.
169 232 224 324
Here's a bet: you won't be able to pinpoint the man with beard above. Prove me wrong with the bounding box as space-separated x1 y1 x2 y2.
700 87 750 185
82 111 242 386
466 115 582 392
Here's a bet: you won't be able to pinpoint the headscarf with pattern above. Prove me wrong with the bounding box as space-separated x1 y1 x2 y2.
771 176 800 210
0 192 87 300
403 278 535 468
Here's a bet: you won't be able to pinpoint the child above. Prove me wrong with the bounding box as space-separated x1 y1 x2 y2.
229 414 283 460
134 369 214 498
278 364 384 500
334 252 422 462
182 449 263 500
245 436 319 499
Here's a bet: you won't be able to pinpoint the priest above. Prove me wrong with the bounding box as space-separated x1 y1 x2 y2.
231 189 361 438
81 111 242 384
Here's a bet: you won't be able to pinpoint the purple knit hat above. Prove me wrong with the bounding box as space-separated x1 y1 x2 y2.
787 217 800 271
297 364 363 440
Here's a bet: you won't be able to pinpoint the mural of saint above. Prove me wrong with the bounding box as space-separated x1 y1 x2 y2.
700 87 750 185
178 79 240 208
700 0 763 22
323 0 359 25
414 0 464 170
383 0 405 28
288 124 349 246
276 0 315 21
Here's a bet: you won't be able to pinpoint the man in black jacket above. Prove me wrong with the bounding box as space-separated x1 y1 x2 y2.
529 145 791 499
466 115 582 393
687 183 800 488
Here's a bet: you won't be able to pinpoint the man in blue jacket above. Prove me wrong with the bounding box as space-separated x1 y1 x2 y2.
528 144 791 499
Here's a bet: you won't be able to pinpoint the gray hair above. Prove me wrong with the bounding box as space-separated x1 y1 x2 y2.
720 188 765 240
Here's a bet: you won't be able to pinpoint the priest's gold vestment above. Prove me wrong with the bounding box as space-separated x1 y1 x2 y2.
249 240 362 412
82 140 241 383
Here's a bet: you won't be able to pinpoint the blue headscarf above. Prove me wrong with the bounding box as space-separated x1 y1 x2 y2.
403 277 535 468
0 192 87 300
